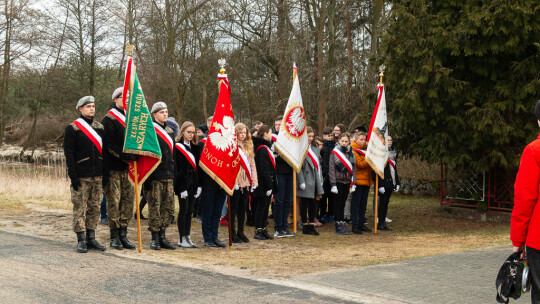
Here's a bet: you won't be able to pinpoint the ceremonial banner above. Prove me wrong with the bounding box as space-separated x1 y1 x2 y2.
199 74 241 196
123 58 162 185
365 84 389 178
274 65 308 173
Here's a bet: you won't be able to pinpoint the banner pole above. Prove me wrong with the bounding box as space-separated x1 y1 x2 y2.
134 161 142 252
292 62 298 235
374 178 378 234
227 196 232 249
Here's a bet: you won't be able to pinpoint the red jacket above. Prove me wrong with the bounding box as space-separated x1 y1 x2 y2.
511 133 540 250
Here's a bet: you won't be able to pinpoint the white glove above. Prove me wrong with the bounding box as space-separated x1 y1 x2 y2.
265 189 272 196
299 183 306 190
331 186 338 194
251 185 257 192
395 185 400 192
379 187 385 195
194 187 202 198
351 185 356 192
180 190 188 199
234 184 239 190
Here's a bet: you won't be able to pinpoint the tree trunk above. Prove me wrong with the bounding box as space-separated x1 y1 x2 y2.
0 0 13 146
276 0 288 102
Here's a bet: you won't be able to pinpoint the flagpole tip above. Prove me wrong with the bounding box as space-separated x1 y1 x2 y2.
378 65 386 85
126 44 134 57
218 58 227 75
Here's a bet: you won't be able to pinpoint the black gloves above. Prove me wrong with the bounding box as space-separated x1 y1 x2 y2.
71 177 81 191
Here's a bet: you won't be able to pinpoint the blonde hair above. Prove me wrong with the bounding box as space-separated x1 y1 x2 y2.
177 121 198 145
235 123 254 157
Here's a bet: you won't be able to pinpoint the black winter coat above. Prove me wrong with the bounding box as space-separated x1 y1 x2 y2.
252 136 277 198
376 162 400 192
174 140 200 196
101 107 137 172
63 115 105 179
148 122 175 181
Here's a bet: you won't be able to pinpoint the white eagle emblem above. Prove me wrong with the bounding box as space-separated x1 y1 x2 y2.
209 116 237 156
285 106 306 138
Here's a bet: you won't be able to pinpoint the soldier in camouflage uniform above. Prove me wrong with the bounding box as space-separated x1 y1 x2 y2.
63 96 107 253
146 101 176 250
102 87 138 250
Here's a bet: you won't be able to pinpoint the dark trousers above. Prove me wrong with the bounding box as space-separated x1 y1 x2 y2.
231 187 249 233
300 197 316 224
100 194 107 220
333 182 350 222
319 178 334 217
253 195 271 229
377 190 392 225
177 195 195 238
201 189 226 242
351 185 370 226
527 246 540 303
274 174 293 232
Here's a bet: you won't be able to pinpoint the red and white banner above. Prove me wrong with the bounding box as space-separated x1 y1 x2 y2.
154 123 174 153
366 84 389 178
238 147 252 184
175 143 197 171
73 118 103 155
108 108 126 127
199 75 241 196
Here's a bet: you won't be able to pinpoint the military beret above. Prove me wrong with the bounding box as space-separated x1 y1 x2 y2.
151 101 167 114
535 100 540 121
112 87 124 100
76 96 95 110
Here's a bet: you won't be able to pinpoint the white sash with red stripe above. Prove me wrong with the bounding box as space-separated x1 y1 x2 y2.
332 148 353 176
271 133 277 142
388 158 396 169
108 108 125 128
175 143 197 171
307 147 321 177
238 147 252 184
352 148 366 157
154 123 174 153
73 118 103 155
257 145 275 169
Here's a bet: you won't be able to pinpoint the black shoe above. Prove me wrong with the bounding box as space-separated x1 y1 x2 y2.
86 230 106 251
110 229 123 250
377 224 391 231
150 231 161 250
302 225 315 235
281 229 294 237
360 225 372 232
261 227 274 240
76 231 87 253
237 231 249 243
159 230 176 250
254 229 266 240
204 241 216 247
231 232 242 243
213 239 226 247
383 224 392 231
119 227 136 250
351 225 363 235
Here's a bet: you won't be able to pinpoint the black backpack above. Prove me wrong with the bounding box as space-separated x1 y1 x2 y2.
496 251 531 303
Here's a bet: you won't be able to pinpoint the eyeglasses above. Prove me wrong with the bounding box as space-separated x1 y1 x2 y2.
185 131 195 134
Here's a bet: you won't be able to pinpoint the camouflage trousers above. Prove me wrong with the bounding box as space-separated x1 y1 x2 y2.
147 179 175 232
71 177 103 233
106 170 135 229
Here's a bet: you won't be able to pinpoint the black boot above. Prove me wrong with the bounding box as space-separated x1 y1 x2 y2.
86 230 106 251
254 228 265 240
231 230 242 243
302 224 314 235
110 229 123 250
150 231 161 250
159 230 176 250
76 231 87 253
237 231 249 243
261 227 274 240
119 227 136 250
312 224 320 236
383 224 392 231
352 224 363 234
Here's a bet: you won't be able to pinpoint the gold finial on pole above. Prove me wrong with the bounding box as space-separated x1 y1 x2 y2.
379 64 386 85
218 58 226 75
126 44 134 57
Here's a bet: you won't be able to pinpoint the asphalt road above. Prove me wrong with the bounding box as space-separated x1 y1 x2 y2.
0 230 358 304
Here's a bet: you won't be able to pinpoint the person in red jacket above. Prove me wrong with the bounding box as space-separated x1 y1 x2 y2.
511 99 540 303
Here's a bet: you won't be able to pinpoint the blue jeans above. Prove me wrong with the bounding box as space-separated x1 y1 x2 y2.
351 185 370 226
100 193 107 220
201 188 226 242
274 174 293 232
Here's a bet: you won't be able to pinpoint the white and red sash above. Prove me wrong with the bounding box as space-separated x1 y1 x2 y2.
238 147 252 184
200 137 207 144
257 145 275 169
332 148 353 176
108 108 126 128
352 148 366 157
388 158 396 169
154 123 174 153
73 118 103 156
307 147 321 176
175 143 197 171
271 133 277 142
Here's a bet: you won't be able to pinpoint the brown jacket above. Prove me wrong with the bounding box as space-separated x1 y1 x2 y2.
351 141 373 187
236 147 258 188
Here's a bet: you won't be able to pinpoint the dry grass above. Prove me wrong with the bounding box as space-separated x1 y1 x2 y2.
0 165 510 278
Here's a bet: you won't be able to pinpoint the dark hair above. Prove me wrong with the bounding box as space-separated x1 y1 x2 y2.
306 126 314 134
323 127 333 135
252 121 262 127
335 124 346 133
338 133 350 141
250 127 258 135
275 115 283 121
353 125 367 133
256 125 271 137
315 136 323 143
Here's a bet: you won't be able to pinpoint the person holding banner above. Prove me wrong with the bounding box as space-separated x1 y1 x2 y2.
102 87 139 250
297 127 324 236
174 121 201 248
350 131 373 234
252 125 277 240
63 96 107 253
146 102 176 250
375 156 400 231
231 123 258 243
329 133 356 235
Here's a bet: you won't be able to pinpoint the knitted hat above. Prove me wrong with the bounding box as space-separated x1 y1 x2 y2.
535 100 540 121
75 96 95 110
166 117 180 138
151 101 167 114
112 87 124 100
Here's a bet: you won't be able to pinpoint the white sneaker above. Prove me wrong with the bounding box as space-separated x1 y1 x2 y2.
274 231 280 237
178 236 191 248
186 235 197 248
385 217 392 223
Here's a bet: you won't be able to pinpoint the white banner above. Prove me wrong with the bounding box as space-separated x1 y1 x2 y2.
365 84 389 178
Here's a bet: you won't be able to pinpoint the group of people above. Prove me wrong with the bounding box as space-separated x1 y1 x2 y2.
63 89 400 253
